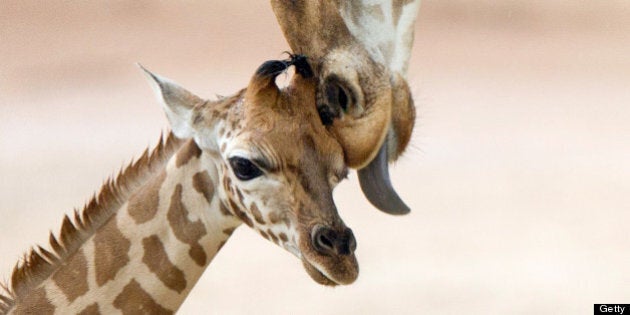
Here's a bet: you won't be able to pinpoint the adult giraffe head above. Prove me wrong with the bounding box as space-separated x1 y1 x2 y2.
271 0 421 214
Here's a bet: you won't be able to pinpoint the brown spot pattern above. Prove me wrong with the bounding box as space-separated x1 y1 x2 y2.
77 303 101 315
128 171 166 224
94 216 130 286
113 279 173 315
267 229 279 244
222 175 233 197
279 233 289 243
236 189 245 205
167 184 208 266
249 203 265 225
259 230 269 240
229 198 253 227
175 140 202 167
219 202 233 217
192 171 214 204
142 235 187 294
12 287 54 315
268 211 281 224
52 249 89 303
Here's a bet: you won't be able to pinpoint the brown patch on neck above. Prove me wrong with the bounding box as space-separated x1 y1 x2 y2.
77 303 101 315
142 235 187 294
128 170 167 224
94 216 131 286
51 249 89 303
11 287 54 315
175 139 202 167
167 184 208 267
192 171 214 204
113 279 173 315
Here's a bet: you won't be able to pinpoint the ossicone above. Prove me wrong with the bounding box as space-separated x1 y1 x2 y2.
250 54 313 92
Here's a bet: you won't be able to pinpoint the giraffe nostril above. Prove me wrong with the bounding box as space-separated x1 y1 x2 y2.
311 226 357 257
312 226 336 256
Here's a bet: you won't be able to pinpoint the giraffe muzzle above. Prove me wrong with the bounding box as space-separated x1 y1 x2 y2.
311 225 357 257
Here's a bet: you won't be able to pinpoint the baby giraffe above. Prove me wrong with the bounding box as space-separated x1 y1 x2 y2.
0 56 358 314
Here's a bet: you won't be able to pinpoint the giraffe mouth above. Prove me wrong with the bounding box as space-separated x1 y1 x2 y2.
301 259 339 286
300 253 359 286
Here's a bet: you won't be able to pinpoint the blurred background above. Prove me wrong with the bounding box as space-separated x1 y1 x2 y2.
1 1 629 314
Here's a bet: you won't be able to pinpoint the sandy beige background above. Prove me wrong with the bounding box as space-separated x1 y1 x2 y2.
1 1 629 314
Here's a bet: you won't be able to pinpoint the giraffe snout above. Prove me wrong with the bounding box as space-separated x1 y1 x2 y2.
311 225 357 257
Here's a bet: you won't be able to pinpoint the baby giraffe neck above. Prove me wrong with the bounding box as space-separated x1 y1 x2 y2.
10 139 241 315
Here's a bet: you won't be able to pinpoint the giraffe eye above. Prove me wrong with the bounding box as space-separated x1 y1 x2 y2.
229 157 263 181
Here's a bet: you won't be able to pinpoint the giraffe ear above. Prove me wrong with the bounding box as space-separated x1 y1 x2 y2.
139 64 203 139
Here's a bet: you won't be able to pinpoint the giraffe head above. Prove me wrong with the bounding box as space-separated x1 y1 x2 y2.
271 0 421 214
142 57 358 286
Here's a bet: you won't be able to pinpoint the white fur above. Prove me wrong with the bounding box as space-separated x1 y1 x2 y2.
337 0 421 76
138 64 195 139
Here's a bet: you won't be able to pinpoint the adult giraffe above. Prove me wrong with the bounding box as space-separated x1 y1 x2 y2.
271 0 422 214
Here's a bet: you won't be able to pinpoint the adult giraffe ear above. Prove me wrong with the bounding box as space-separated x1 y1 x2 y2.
271 0 421 215
139 64 204 139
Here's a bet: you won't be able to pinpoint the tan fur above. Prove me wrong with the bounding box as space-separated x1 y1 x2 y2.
0 133 184 314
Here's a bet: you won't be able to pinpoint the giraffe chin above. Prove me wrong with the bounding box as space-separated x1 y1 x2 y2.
301 260 339 286
300 257 359 287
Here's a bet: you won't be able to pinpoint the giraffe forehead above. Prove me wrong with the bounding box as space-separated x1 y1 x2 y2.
234 126 345 176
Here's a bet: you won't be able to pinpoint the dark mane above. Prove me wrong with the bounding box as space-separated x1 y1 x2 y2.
0 132 185 314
